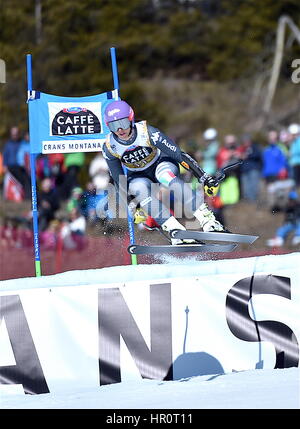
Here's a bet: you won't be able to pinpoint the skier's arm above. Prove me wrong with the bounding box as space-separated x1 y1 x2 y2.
179 152 206 181
180 152 221 196
148 125 184 163
147 125 218 188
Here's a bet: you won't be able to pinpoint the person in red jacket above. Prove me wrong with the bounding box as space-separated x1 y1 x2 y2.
216 134 243 170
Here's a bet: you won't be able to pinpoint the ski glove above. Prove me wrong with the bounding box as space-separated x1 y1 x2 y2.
200 173 220 197
128 201 148 224
133 208 148 224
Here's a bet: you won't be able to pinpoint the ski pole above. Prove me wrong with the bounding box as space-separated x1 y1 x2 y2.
110 47 138 265
215 160 243 182
204 160 243 196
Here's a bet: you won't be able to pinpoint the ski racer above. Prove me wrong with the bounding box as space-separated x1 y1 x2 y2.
102 100 226 245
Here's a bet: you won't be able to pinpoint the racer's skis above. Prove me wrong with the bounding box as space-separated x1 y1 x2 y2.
126 225 258 255
170 229 259 244
128 242 238 255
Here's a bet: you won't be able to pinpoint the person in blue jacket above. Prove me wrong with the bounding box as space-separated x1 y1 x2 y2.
2 126 31 199
262 130 289 183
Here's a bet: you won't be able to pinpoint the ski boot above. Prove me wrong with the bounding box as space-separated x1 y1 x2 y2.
161 216 200 245
193 203 226 232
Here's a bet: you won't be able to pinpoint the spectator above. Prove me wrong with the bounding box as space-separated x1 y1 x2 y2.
36 154 51 182
201 128 220 175
0 215 32 249
37 177 60 231
1 217 17 248
266 190 300 247
17 131 31 175
79 182 95 221
288 123 300 188
14 218 33 249
59 152 85 200
216 134 242 170
88 152 110 191
278 128 293 178
262 130 288 183
61 207 87 251
216 134 243 205
2 126 31 199
36 153 65 189
80 182 111 225
262 130 293 212
48 153 65 188
239 134 263 202
40 219 60 251
278 128 292 158
66 186 83 213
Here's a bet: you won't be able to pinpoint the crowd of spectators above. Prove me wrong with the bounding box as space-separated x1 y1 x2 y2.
1 121 300 250
0 125 112 251
186 123 300 247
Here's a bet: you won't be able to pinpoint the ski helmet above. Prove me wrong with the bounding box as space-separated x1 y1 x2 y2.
288 123 300 135
203 128 217 140
104 100 134 124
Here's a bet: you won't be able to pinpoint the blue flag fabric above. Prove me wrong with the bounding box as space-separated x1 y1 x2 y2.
27 90 118 154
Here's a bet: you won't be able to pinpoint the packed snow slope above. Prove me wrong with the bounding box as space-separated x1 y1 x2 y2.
1 252 299 409
1 368 299 409
1 251 298 291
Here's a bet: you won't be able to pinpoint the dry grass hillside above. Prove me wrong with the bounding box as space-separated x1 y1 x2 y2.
140 77 300 145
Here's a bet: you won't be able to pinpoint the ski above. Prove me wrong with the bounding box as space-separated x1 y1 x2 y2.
171 229 259 244
128 242 238 255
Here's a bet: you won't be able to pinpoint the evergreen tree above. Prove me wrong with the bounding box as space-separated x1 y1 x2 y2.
0 0 299 142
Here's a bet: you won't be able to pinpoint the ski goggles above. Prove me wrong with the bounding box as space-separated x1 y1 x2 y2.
107 117 131 132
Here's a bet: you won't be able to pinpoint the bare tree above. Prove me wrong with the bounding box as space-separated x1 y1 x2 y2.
263 15 300 116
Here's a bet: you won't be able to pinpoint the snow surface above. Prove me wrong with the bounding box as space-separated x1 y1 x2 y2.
1 252 299 291
1 368 299 409
1 252 300 410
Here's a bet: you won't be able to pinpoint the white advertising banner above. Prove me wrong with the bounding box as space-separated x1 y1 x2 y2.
0 255 299 395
